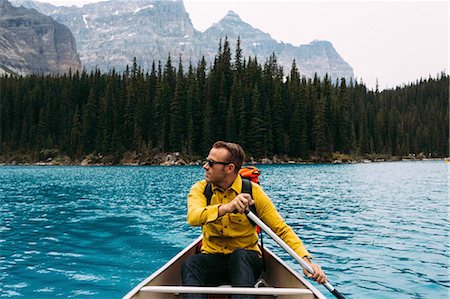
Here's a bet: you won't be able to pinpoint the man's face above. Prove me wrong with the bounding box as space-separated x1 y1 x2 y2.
203 147 231 184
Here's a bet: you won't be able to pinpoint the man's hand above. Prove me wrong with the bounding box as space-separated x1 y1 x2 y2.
302 257 327 284
219 193 254 215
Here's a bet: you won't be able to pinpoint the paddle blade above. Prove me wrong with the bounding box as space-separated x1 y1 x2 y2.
331 288 346 299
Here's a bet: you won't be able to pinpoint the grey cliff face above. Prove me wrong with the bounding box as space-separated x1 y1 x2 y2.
202 11 354 80
10 0 353 81
0 0 81 75
14 0 201 73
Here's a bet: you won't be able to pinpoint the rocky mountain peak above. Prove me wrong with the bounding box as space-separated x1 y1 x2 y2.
223 10 242 22
0 0 12 9
8 0 354 81
212 10 255 30
311 39 331 46
0 0 81 75
204 9 271 43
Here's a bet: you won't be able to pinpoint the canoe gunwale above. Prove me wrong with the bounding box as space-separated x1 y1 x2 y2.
123 235 327 299
262 246 327 299
123 236 203 299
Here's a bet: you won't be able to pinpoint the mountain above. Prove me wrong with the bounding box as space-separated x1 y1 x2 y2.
10 0 353 80
0 0 81 75
202 11 353 80
11 0 203 73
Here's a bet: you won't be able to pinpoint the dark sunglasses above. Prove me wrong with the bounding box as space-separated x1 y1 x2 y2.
205 158 232 167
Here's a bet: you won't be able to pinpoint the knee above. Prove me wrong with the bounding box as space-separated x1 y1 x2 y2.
182 255 206 286
182 255 201 273
228 249 262 286
230 249 257 263
229 249 262 272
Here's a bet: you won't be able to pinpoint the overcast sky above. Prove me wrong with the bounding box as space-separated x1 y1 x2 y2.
41 0 448 90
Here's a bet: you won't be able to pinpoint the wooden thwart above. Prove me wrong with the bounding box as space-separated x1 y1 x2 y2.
140 285 314 296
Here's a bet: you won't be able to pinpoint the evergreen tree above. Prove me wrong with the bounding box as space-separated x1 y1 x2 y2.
0 42 447 162
194 57 207 155
271 82 284 155
168 57 185 151
202 78 214 152
234 36 243 75
248 84 265 157
336 78 351 153
81 87 98 154
184 62 197 155
70 105 81 156
225 75 241 142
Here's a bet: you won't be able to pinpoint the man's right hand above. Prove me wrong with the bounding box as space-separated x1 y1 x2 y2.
219 193 254 216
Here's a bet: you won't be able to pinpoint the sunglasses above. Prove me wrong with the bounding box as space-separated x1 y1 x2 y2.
205 158 232 167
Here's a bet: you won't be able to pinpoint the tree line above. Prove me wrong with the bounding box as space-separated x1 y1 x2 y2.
0 38 448 163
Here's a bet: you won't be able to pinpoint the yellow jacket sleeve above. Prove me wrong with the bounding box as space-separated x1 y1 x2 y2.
186 180 221 226
253 184 312 259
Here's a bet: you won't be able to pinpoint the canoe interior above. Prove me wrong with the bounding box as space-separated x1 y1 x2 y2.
125 237 325 299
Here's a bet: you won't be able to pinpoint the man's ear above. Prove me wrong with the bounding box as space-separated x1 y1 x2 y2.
227 163 236 174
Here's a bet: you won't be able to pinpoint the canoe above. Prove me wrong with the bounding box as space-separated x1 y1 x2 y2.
123 235 327 299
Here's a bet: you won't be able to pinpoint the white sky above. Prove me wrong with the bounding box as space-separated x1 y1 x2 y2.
40 0 449 90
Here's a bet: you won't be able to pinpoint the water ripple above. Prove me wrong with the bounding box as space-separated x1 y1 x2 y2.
0 162 447 298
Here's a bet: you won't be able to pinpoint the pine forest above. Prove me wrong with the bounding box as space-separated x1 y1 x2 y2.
0 39 448 164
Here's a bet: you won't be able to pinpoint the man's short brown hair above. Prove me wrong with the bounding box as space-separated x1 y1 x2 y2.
212 141 245 173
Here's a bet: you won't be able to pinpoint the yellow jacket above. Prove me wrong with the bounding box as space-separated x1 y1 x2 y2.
187 175 311 258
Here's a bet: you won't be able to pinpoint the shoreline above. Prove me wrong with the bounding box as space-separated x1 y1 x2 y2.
0 152 445 167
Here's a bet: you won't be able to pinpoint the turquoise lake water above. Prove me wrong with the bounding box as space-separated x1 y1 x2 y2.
0 161 448 298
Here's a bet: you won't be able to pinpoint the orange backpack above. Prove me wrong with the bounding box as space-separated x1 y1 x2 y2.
238 166 261 184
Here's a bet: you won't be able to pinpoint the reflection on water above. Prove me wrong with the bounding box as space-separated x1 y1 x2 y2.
0 162 448 298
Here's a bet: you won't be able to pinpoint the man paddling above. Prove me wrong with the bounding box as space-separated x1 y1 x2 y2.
182 141 327 298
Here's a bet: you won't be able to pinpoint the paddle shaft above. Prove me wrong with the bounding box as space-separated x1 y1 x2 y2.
246 210 346 299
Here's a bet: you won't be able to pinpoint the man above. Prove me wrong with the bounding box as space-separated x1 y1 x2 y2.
182 141 327 298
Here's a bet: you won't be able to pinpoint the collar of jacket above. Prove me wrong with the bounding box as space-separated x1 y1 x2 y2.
210 174 243 194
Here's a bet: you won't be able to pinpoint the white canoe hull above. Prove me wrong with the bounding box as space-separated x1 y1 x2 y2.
123 236 326 299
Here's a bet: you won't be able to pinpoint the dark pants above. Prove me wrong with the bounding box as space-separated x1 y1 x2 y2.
181 249 263 299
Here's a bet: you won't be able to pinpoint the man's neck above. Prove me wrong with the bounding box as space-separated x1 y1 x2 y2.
216 174 238 190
